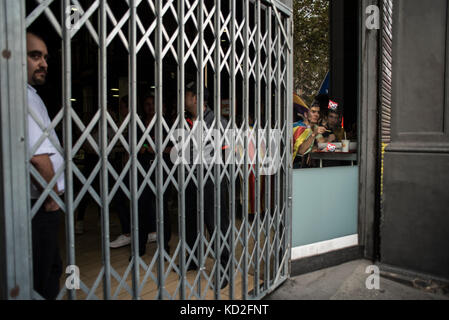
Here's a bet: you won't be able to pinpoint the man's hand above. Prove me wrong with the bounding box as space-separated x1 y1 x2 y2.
314 126 327 136
44 199 60 212
327 134 336 143
30 154 60 212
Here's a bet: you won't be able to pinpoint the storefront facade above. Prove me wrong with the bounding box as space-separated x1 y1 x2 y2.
1 0 448 300
291 0 449 287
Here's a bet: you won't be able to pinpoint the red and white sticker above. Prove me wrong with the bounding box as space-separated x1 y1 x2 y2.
327 143 337 152
328 100 339 111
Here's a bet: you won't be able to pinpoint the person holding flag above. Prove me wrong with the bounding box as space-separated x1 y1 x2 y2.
292 93 326 168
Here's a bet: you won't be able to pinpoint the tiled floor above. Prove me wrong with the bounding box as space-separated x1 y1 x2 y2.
58 205 269 300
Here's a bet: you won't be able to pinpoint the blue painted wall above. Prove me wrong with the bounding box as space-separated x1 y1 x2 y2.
292 166 359 247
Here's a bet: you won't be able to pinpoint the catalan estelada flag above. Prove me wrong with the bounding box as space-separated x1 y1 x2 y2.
292 93 313 161
292 120 313 161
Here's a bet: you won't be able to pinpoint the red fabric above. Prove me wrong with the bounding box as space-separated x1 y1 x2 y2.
293 126 306 141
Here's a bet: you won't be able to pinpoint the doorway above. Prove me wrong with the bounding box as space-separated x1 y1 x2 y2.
291 0 360 264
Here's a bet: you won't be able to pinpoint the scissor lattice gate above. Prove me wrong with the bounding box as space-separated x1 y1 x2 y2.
1 0 292 300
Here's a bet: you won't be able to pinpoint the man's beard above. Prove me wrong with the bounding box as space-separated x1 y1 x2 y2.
32 69 47 85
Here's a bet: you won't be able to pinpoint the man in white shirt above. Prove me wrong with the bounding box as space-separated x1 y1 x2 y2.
27 31 64 300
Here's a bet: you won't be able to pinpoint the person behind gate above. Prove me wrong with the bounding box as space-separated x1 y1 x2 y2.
26 31 64 300
184 81 230 290
137 91 172 257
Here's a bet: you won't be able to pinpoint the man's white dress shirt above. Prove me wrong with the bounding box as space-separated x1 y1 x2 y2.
27 84 65 199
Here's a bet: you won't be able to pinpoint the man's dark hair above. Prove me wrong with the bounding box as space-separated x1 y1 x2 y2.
138 92 155 119
186 81 210 103
141 91 155 104
26 29 47 44
311 101 320 109
314 94 329 109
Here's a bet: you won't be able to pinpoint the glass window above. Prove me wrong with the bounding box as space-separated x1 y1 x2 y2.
293 0 358 170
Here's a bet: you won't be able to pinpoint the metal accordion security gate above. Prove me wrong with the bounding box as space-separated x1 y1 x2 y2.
0 0 293 300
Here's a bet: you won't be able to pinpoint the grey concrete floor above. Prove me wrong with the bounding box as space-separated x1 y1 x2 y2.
265 260 449 300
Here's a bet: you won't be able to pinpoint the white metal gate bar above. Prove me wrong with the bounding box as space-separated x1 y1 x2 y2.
213 0 222 299
176 0 186 300
155 0 164 299
62 0 76 301
195 0 204 299
99 0 111 300
129 0 139 300
228 0 236 299
242 0 249 299
0 0 33 300
260 2 274 291
274 8 282 286
1 0 293 300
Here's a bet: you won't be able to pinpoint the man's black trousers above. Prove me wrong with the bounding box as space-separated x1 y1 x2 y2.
32 208 62 300
185 178 230 269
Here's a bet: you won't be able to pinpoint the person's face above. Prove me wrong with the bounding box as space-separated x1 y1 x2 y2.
119 100 128 118
309 106 320 124
143 96 155 118
185 91 197 115
27 33 48 86
328 112 339 127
